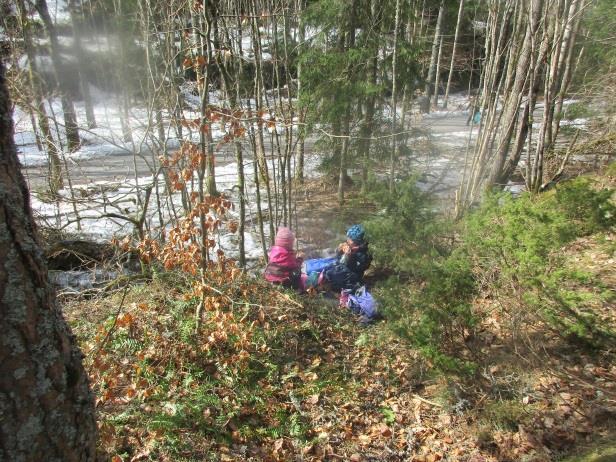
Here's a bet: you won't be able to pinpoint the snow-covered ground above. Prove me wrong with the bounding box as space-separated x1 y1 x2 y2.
15 90 545 263
15 87 327 262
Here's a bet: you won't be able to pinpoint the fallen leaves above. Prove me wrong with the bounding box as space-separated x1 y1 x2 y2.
357 434 372 446
75 230 616 462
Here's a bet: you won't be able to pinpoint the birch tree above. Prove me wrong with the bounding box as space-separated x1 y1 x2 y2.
424 0 445 111
389 0 401 191
443 0 464 108
456 0 587 215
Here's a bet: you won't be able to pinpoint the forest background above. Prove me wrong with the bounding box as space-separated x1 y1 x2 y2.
1 0 615 460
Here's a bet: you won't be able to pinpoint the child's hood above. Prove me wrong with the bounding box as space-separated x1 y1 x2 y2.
269 245 299 265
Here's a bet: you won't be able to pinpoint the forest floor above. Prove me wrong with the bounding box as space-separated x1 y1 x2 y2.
63 162 616 462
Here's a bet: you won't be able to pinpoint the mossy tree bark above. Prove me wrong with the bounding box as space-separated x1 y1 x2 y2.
0 62 96 462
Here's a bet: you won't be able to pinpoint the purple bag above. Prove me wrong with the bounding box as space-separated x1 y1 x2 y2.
345 286 378 319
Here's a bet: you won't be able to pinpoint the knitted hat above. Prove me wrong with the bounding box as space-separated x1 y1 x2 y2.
275 227 295 250
346 224 365 244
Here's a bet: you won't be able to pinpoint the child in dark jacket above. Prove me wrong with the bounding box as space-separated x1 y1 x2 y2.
325 224 372 291
264 227 305 290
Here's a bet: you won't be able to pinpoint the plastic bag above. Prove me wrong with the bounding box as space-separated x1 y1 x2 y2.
344 286 378 320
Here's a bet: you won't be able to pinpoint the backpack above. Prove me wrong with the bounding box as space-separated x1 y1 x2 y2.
304 257 337 275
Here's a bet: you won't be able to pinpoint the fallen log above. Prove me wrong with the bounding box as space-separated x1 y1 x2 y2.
45 239 115 270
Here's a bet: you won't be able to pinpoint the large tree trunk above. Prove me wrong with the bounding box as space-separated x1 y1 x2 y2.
0 62 96 462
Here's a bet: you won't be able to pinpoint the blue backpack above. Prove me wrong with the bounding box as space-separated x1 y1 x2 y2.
305 257 337 275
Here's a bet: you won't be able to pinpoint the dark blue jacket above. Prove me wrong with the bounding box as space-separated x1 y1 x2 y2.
325 242 372 291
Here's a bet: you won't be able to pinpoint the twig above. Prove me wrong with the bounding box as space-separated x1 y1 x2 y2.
540 129 580 191
277 292 304 309
87 286 130 365
412 393 444 408
518 336 616 400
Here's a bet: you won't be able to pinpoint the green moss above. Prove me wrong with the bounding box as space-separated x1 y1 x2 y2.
561 441 616 462
480 400 535 432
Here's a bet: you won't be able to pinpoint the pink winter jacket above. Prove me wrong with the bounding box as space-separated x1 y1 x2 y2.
264 245 303 283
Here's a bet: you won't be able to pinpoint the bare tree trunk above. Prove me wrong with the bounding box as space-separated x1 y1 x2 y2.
418 0 426 38
294 0 306 184
529 0 580 192
251 125 268 261
246 95 269 260
202 6 218 197
433 34 444 109
68 0 96 129
281 7 295 227
0 60 96 462
337 4 357 204
251 4 275 244
35 0 81 151
17 0 63 196
337 115 350 204
271 13 288 225
389 0 401 192
401 7 414 148
444 0 464 108
489 0 543 188
216 6 247 266
551 0 584 145
360 0 379 194
425 0 445 111
113 0 133 145
234 12 247 267
456 0 536 214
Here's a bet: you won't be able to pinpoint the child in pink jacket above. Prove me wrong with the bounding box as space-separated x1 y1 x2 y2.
264 227 305 291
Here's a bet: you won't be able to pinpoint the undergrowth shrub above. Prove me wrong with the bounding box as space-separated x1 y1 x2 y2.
365 179 478 373
408 251 478 373
367 175 615 374
462 177 615 347
364 178 447 275
555 177 615 232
